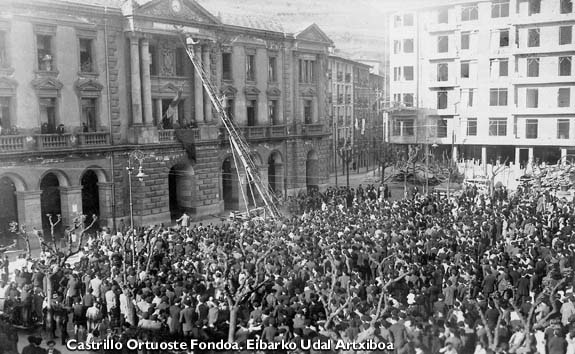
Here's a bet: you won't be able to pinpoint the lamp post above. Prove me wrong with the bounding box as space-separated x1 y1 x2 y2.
338 141 355 189
126 149 146 267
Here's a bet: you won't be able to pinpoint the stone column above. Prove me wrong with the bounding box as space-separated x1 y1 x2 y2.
202 44 212 122
481 146 487 166
16 191 43 232
129 35 143 125
59 186 84 227
140 38 154 126
97 182 114 225
528 147 534 164
194 44 204 123
561 148 567 165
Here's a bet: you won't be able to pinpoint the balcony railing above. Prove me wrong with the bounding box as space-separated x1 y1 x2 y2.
158 129 176 142
36 134 72 150
78 132 110 146
241 126 267 139
303 124 324 135
269 125 287 137
0 135 26 152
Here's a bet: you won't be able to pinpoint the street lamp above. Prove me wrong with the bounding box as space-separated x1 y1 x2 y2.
126 150 146 267
338 141 356 189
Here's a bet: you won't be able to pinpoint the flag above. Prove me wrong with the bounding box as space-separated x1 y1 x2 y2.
361 119 366 135
355 118 359 130
164 86 184 120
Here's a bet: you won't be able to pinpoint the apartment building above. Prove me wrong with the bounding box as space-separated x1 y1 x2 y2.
0 0 333 240
327 56 384 173
389 0 575 166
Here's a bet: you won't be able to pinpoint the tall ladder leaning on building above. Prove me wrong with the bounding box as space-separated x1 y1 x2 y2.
177 30 281 220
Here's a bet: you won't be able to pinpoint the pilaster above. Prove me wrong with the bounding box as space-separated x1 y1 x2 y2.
140 37 153 126
129 34 143 125
194 45 204 123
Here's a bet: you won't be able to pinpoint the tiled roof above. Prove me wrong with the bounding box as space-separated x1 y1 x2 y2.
217 12 285 33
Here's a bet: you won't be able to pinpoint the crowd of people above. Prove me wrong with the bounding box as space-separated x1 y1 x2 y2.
0 181 575 354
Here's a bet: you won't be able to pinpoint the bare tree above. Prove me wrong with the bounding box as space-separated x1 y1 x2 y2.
217 234 280 342
35 214 98 339
8 222 33 259
488 157 509 194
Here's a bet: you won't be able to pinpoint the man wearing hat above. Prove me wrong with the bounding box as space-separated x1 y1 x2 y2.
22 336 44 354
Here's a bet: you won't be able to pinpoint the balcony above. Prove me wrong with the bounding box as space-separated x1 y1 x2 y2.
36 134 72 150
78 132 111 146
241 126 267 139
158 129 176 142
0 131 113 154
0 135 26 152
303 124 324 135
269 125 287 137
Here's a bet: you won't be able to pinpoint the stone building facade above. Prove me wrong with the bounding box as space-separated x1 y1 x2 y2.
0 0 333 239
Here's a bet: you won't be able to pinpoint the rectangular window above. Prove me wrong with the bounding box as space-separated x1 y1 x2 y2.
394 15 402 27
558 88 571 107
468 89 475 107
303 99 313 124
246 54 256 81
437 91 448 109
299 59 315 83
489 118 507 136
467 118 477 136
438 8 449 23
560 26 573 45
461 62 470 78
393 93 401 104
559 56 572 76
461 5 479 21
404 66 414 80
394 118 414 136
561 0 573 13
438 36 449 53
528 28 540 47
437 119 448 138
0 31 7 67
268 100 278 125
527 58 539 77
557 119 570 139
37 34 53 71
394 40 401 54
492 0 510 17
39 97 57 133
461 32 470 50
403 93 414 107
394 67 401 81
438 63 449 81
268 56 277 82
499 59 509 76
81 98 97 132
403 39 414 53
247 99 257 126
526 88 539 108
175 47 187 76
526 119 538 138
490 88 508 106
149 44 158 76
0 97 11 130
404 14 414 26
529 0 541 15
222 52 232 81
79 38 93 73
225 98 234 120
500 30 509 47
